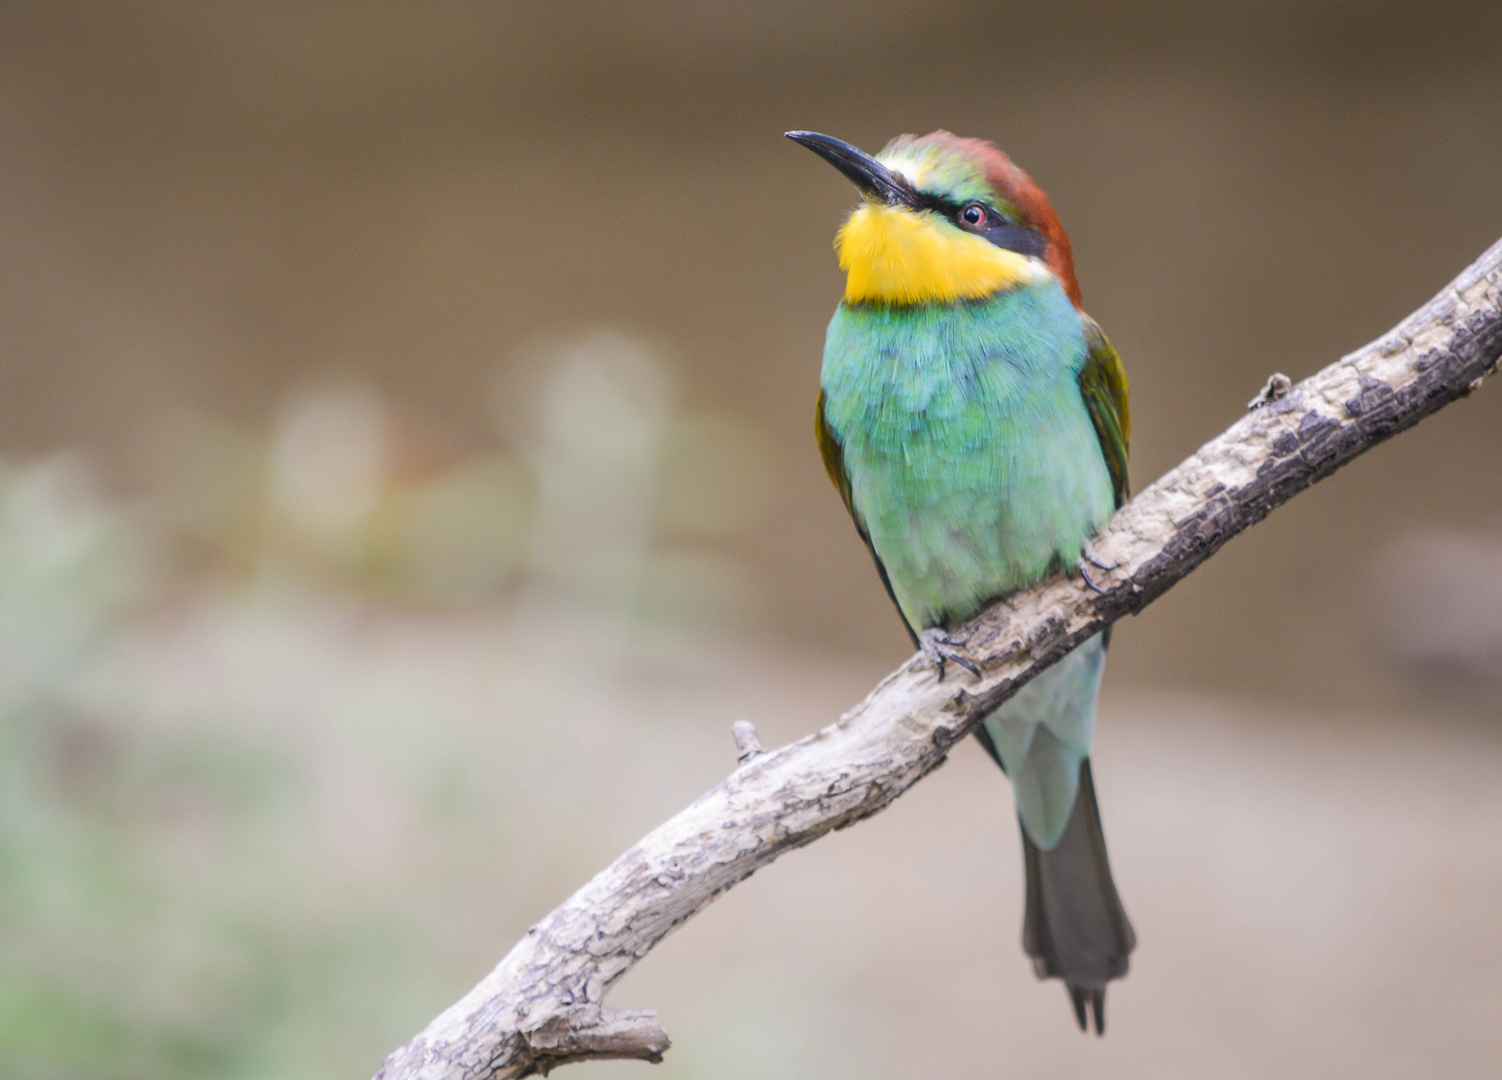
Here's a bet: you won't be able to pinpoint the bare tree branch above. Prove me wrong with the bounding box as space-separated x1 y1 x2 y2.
375 238 1502 1080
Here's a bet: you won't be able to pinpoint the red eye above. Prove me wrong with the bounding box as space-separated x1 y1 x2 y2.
960 204 986 226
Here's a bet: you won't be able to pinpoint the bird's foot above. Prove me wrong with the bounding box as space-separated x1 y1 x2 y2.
919 627 982 682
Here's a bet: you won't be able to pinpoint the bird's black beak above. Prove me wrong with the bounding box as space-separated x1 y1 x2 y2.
785 131 919 209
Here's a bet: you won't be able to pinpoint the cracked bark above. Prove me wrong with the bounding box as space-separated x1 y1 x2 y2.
375 237 1502 1080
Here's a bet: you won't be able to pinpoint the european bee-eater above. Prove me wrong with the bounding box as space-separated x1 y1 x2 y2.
789 129 1135 1034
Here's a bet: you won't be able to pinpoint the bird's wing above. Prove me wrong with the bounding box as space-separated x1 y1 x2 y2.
816 389 918 643
1077 314 1131 508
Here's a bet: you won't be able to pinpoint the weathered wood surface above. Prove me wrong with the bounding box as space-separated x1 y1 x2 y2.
375 238 1502 1080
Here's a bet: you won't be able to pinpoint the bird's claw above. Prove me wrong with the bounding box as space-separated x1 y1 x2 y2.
1078 541 1114 594
919 627 982 682
1081 540 1115 572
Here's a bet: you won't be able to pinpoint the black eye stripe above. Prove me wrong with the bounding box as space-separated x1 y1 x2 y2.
979 222 1047 258
910 193 1048 258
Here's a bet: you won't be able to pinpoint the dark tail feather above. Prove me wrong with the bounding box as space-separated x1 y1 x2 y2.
1020 758 1135 1035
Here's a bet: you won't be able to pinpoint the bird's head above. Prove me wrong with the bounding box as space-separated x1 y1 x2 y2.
787 130 1080 309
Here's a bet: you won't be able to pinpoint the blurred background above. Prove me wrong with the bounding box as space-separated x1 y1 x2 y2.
3 2 1502 1077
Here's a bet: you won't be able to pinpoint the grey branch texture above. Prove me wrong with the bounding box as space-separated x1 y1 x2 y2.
375 238 1502 1080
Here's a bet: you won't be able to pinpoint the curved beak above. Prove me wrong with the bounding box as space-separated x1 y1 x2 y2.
785 131 919 208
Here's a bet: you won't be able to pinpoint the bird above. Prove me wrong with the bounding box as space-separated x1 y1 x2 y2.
787 129 1135 1034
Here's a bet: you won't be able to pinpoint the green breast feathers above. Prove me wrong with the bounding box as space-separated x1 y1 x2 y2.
818 280 1122 634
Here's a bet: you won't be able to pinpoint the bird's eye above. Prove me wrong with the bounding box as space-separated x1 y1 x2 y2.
960 204 986 226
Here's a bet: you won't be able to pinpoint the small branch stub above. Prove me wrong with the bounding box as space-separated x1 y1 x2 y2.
520 1005 670 1076
731 719 765 763
1248 372 1293 408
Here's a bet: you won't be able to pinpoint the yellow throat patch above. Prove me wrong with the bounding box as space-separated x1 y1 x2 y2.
835 202 1049 306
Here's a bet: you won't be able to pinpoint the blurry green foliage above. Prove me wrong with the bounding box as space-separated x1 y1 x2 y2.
0 336 782 1078
0 455 486 1079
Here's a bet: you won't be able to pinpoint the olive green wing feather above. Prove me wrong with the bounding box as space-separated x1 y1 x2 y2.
816 389 918 642
1077 314 1131 509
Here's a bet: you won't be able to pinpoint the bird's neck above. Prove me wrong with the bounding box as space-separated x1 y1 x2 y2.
835 203 1051 306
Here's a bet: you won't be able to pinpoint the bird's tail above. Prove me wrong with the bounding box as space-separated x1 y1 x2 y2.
1020 758 1135 1035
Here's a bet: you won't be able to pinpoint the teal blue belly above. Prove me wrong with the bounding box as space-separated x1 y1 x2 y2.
821 282 1114 631
821 281 1115 849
